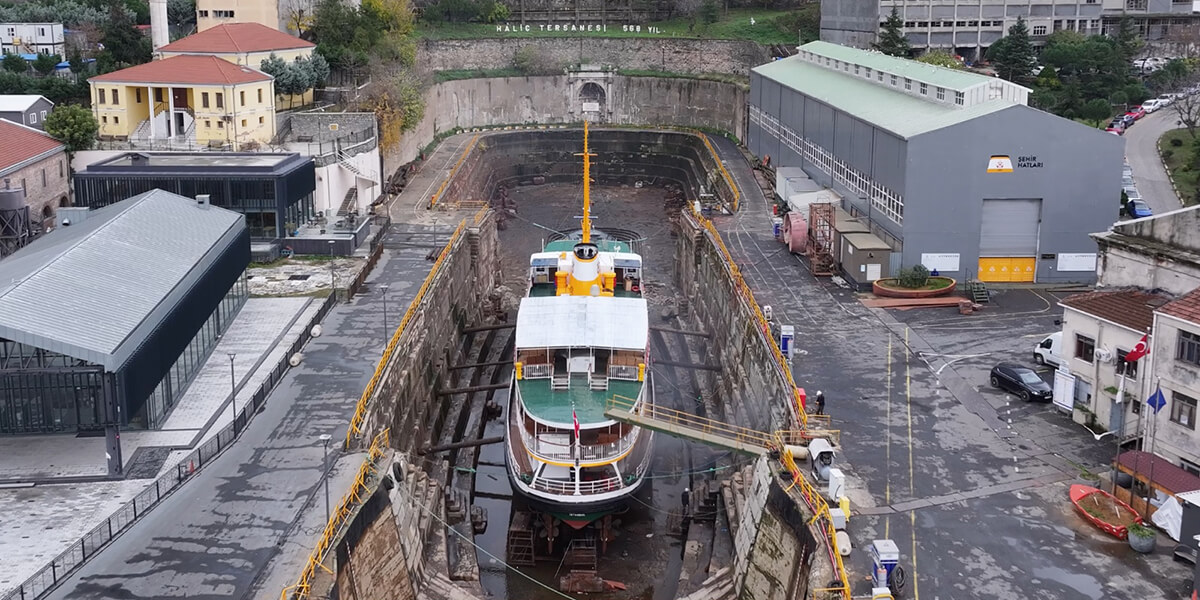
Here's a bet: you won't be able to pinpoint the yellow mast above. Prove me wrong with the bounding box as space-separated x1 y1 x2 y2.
580 121 593 243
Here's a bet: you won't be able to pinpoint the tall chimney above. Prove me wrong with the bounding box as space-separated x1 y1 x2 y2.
149 0 169 50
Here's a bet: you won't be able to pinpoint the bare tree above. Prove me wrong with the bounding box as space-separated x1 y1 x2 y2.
1171 74 1200 138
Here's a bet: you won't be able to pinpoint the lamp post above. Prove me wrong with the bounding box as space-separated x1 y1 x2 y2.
227 352 237 430
381 283 390 345
319 433 332 525
328 239 337 302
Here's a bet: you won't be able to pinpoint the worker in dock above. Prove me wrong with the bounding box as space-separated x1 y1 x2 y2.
815 391 826 416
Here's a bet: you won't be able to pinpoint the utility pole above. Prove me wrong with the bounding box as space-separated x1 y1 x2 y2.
328 239 337 302
228 352 237 431
319 433 332 525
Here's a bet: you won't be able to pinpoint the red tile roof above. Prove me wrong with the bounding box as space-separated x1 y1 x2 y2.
0 119 63 174
1060 289 1171 333
90 55 271 86
1159 287 1200 324
1116 450 1200 494
158 23 314 54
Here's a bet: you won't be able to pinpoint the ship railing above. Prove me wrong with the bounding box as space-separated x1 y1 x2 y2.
522 426 641 462
523 363 552 379
608 365 638 380
532 474 625 496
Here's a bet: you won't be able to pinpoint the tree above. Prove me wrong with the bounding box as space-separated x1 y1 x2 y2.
44 104 98 154
988 17 1037 86
873 8 910 57
1171 77 1200 138
308 52 330 86
1080 98 1113 127
917 50 963 70
167 0 196 38
98 0 152 70
2 53 28 74
699 0 719 27
1116 16 1144 63
33 53 61 76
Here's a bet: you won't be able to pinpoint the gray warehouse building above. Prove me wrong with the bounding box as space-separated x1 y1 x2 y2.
0 189 249 476
749 41 1123 285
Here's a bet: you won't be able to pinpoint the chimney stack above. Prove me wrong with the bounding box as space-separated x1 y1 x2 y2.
196 194 210 207
149 0 169 50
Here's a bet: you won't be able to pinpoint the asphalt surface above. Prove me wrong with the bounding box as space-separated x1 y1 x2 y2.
44 224 453 600
707 135 1190 599
1124 109 1184 215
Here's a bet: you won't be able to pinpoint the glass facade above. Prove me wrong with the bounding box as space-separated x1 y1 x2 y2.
138 274 249 429
0 274 249 434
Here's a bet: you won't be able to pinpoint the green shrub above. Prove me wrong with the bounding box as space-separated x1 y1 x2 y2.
897 265 931 289
1163 149 1174 159
1171 137 1184 147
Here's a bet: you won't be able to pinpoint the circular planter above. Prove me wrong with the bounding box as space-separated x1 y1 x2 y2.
872 277 958 299
1129 528 1156 553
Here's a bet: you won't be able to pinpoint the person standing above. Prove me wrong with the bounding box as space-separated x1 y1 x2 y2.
815 391 826 416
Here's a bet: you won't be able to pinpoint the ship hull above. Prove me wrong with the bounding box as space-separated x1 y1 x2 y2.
505 465 646 528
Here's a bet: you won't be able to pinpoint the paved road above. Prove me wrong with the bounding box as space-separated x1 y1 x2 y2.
707 134 1187 599
46 224 452 600
1124 109 1183 215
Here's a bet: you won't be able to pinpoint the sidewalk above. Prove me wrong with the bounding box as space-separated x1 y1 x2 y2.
0 296 318 596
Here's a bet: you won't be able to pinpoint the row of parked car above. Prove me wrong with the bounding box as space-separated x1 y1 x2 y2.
1106 105 1145 135
1122 160 1153 219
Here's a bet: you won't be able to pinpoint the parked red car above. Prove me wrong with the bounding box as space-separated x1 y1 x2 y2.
1106 120 1126 135
1126 106 1146 120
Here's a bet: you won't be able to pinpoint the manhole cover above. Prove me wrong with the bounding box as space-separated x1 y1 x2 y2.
289 275 311 281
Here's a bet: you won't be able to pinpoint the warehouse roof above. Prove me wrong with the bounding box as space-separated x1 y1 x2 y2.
802 41 995 91
0 189 244 370
754 56 1019 139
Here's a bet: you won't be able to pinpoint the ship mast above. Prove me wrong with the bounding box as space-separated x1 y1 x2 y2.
579 121 595 243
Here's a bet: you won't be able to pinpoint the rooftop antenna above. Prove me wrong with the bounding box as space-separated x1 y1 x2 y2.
576 121 596 243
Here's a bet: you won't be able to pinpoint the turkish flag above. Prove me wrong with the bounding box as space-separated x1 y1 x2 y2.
1125 334 1149 362
573 409 580 440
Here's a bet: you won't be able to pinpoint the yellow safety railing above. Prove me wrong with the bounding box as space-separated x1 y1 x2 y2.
608 396 775 450
700 133 740 213
688 210 807 428
779 442 851 600
428 134 480 209
345 218 467 446
281 428 390 600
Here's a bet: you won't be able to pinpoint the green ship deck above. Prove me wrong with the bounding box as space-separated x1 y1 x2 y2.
528 284 640 298
516 376 642 424
544 239 630 253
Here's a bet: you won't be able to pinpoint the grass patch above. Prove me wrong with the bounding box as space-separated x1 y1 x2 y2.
417 8 802 44
618 68 748 88
876 277 954 291
434 68 526 82
1158 128 1200 206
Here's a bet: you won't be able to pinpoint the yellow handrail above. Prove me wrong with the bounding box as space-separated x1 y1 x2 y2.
281 428 390 600
700 133 740 213
779 445 851 600
428 134 480 209
608 396 775 448
345 218 467 446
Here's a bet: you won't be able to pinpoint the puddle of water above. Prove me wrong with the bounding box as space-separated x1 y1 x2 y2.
1031 565 1105 599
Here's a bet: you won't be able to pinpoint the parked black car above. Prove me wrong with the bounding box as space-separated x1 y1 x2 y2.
989 363 1052 402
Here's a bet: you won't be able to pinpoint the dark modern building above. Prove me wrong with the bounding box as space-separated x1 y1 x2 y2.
73 152 316 243
750 42 1123 286
0 189 248 475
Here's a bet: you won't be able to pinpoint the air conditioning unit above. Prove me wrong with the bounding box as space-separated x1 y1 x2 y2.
1095 348 1114 363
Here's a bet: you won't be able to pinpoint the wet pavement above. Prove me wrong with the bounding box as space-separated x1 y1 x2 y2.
706 134 1191 599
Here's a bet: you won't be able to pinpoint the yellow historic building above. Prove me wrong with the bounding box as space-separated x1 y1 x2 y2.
157 22 317 107
90 55 277 150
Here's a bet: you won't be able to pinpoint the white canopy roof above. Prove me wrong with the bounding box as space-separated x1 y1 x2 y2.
515 296 648 350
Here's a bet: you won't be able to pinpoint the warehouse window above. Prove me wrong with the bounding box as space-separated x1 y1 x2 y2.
865 67 871 78
955 91 964 105
936 87 945 100
904 78 912 90
890 74 897 86
854 64 860 75
920 82 928 95
878 70 884 82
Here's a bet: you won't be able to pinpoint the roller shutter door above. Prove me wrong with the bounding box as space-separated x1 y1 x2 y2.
980 198 1041 256
979 198 1041 283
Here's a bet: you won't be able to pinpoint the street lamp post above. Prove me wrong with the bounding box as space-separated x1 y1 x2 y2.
381 283 390 345
227 353 237 430
319 433 332 525
328 239 337 302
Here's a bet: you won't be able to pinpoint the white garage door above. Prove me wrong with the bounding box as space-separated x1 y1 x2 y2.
980 198 1042 257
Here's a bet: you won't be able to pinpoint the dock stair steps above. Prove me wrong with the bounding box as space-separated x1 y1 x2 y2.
563 537 598 571
506 511 536 567
968 280 990 304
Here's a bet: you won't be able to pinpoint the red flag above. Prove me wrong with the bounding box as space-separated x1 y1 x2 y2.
573 409 580 440
1125 334 1149 362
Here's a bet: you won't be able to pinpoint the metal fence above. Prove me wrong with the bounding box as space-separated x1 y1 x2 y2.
1 292 338 600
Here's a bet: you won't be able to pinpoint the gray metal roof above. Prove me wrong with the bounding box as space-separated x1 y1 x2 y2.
801 41 995 91
753 56 1018 139
0 189 245 370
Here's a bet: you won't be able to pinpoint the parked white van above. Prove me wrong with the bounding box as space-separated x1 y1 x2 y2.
1035 332 1064 367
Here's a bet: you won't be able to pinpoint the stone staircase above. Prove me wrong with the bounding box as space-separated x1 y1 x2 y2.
336 186 358 218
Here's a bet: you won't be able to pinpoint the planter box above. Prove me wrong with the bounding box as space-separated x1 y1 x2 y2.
872 277 958 299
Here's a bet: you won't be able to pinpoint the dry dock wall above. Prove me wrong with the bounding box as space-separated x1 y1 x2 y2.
418 38 769 77
390 75 747 176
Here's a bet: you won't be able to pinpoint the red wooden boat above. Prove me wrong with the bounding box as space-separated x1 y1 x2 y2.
1070 484 1144 540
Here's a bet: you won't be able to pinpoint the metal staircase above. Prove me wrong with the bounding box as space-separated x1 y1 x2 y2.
336 149 379 183
506 511 536 566
336 187 358 218
563 536 598 571
968 280 989 304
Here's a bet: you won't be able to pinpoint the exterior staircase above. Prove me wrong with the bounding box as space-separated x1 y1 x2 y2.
551 373 570 390
336 148 379 183
131 118 152 140
589 374 608 391
563 537 598 571
505 511 536 567
336 187 358 218
968 280 989 303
